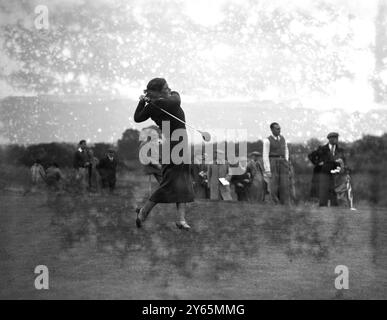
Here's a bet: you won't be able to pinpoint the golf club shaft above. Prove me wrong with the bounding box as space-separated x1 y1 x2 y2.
151 103 201 133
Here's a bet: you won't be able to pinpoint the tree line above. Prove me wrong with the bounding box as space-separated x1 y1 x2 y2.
1 130 386 205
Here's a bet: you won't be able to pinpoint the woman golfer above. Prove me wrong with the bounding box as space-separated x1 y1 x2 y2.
134 78 195 230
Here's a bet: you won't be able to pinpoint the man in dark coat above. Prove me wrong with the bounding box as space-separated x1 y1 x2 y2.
308 149 323 199
73 140 89 191
97 149 118 192
310 132 346 207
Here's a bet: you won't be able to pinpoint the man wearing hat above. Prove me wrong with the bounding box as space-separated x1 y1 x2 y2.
309 132 346 207
97 148 118 193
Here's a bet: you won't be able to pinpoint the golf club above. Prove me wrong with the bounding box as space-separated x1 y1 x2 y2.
145 97 211 142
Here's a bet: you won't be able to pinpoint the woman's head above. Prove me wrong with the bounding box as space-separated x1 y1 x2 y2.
146 78 170 96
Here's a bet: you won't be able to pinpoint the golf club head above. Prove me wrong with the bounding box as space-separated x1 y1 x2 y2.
200 131 211 142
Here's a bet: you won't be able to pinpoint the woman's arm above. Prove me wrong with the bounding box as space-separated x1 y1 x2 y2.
134 99 152 123
152 91 181 110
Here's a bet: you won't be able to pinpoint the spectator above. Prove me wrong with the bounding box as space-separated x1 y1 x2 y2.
97 148 118 193
87 149 101 193
45 162 64 191
246 151 265 202
230 161 251 201
262 122 290 205
73 140 89 192
30 159 46 191
190 151 209 199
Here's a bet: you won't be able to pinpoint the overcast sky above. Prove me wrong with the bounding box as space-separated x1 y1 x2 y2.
0 0 384 112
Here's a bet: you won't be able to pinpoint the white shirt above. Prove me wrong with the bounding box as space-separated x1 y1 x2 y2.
262 135 289 173
329 144 336 156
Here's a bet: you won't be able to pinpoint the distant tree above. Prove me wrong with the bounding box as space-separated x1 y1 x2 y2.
18 143 75 167
117 128 140 161
3 144 27 166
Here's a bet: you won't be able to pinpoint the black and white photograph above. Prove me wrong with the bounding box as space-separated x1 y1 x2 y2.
1 0 387 305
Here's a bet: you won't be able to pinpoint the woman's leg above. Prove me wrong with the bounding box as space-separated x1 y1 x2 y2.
140 200 156 219
136 200 157 228
176 203 191 230
176 203 186 222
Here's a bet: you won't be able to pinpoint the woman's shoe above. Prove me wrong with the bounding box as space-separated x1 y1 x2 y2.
176 220 191 231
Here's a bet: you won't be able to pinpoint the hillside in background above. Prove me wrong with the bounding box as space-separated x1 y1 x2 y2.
1 95 387 144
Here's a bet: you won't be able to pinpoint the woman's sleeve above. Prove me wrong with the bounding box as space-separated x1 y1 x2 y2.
134 100 151 123
153 92 181 111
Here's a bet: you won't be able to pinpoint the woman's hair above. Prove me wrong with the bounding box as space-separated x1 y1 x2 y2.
146 78 167 92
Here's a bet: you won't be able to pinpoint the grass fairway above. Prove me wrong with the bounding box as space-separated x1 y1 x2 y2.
1 188 387 299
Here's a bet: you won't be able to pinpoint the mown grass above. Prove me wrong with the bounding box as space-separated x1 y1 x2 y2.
1 190 386 299
1 164 387 299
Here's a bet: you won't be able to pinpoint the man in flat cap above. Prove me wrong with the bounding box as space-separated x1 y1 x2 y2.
308 132 346 207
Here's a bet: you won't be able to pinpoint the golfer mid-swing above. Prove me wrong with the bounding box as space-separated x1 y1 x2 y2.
134 78 195 230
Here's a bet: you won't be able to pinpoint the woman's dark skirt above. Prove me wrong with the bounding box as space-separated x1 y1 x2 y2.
149 163 195 203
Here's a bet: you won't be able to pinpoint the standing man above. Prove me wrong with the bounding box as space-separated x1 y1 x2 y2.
311 132 345 207
73 140 90 192
97 148 118 193
262 122 290 205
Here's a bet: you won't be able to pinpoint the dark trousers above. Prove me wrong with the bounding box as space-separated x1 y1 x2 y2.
269 158 290 205
318 173 338 206
235 187 249 201
101 177 116 191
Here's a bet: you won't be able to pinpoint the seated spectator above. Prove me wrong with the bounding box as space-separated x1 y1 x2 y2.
45 162 64 191
231 161 251 201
